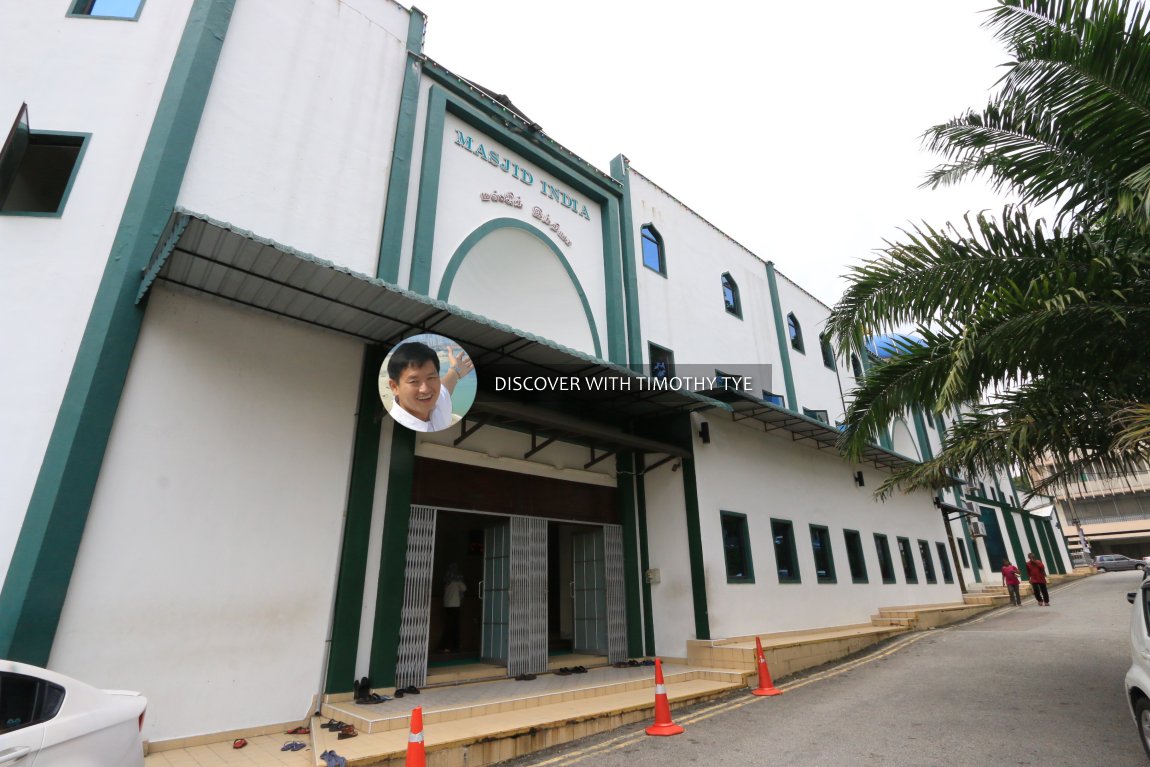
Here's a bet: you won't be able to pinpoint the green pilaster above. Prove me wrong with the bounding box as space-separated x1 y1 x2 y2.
1039 518 1067 574
911 409 933 461
601 197 626 364
954 485 981 583
673 416 709 640
616 453 644 658
764 261 797 412
1002 510 1028 580
376 9 426 282
325 346 386 693
610 155 644 371
1020 513 1041 560
636 456 656 655
0 0 235 665
369 426 417 687
408 86 447 294
859 346 893 449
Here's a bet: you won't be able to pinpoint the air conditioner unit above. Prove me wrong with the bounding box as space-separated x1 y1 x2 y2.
969 520 987 537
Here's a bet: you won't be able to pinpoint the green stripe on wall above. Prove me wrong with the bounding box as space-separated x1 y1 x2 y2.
636 455 656 655
0 0 236 665
616 453 644 658
764 262 797 412
369 425 417 687
325 346 386 693
609 155 644 371
674 415 709 640
1002 511 1028 580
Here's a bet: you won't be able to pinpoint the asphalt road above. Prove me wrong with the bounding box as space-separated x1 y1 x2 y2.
506 571 1146 767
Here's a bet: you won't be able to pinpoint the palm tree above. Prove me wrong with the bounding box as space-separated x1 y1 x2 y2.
827 0 1150 496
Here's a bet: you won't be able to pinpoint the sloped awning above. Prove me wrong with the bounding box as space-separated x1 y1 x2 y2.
699 387 919 474
137 210 723 459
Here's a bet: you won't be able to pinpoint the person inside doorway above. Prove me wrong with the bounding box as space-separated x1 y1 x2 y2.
441 562 467 652
385 341 473 432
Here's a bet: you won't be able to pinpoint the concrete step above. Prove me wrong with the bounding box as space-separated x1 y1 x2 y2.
868 602 987 629
688 624 908 678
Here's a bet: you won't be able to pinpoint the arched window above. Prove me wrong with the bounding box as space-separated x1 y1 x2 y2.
640 224 665 275
787 313 804 353
819 335 835 369
721 272 741 317
851 354 862 378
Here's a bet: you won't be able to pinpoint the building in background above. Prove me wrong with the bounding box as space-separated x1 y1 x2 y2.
0 0 1070 746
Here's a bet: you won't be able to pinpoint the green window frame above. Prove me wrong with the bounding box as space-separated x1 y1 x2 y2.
67 0 146 20
810 524 836 584
640 224 666 276
918 539 937 584
648 342 675 381
720 511 755 583
957 538 970 568
721 272 741 318
787 312 804 353
874 533 896 584
772 518 801 584
820 335 835 369
937 542 954 584
0 105 89 218
844 529 868 584
897 537 918 583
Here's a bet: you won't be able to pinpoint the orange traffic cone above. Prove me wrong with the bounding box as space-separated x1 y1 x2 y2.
751 636 782 696
406 706 426 767
645 658 684 736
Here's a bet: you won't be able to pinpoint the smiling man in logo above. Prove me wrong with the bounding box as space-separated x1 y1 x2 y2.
386 341 473 433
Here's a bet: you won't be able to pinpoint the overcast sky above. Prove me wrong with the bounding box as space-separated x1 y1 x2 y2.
409 0 1017 306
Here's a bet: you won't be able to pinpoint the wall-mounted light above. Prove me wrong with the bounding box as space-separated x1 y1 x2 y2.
854 471 865 487
699 421 710 444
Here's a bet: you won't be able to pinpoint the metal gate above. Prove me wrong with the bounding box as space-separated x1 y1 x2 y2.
572 528 607 654
480 521 511 665
508 516 549 676
395 505 437 689
604 524 627 664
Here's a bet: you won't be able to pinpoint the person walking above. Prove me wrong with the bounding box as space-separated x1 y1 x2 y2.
1026 552 1050 606
1002 559 1022 606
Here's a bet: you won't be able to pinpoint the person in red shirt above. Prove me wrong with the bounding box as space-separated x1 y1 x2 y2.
1001 559 1022 606
1027 552 1050 606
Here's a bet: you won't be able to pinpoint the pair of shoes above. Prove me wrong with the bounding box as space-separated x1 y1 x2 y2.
281 741 307 751
1044 602 1051 606
640 659 655 666
320 751 348 767
286 726 310 735
322 719 347 731
572 665 588 674
555 667 573 676
394 684 420 697
232 738 247 749
515 673 537 681
338 725 358 740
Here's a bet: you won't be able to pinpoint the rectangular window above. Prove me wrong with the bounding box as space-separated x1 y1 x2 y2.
809 525 836 583
802 408 829 424
957 538 970 568
844 529 868 583
0 106 88 217
720 512 754 583
919 540 936 584
937 542 954 584
897 537 918 583
763 390 785 407
69 0 145 20
874 534 896 584
648 343 674 381
772 519 800 584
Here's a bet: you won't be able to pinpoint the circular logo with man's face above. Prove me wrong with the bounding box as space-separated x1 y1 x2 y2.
380 333 476 433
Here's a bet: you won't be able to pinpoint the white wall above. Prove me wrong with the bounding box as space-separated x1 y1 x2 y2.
177 0 411 277
49 287 362 742
691 416 960 641
642 457 697 659
0 0 193 585
772 272 853 421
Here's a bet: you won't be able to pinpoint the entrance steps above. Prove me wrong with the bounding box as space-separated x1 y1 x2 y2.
309 664 745 766
870 602 988 628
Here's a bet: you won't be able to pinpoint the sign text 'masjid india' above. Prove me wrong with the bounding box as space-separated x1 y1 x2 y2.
454 130 592 222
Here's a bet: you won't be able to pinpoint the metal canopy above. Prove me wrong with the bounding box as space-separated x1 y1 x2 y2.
699 387 918 473
138 212 724 447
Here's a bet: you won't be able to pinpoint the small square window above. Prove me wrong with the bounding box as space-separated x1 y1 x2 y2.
0 105 88 217
772 519 801 584
648 343 674 380
918 539 936 584
844 529 868 584
69 0 145 19
897 537 918 584
810 525 836 584
720 512 754 583
874 534 896 584
937 542 954 584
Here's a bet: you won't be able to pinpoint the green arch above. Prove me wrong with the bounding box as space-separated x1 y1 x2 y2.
437 218 603 358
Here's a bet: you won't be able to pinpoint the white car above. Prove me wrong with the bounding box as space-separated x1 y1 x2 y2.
0 660 146 766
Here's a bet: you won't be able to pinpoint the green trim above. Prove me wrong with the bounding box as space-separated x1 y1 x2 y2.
0 131 91 218
0 0 234 665
609 156 644 370
911 409 934 461
1039 517 1068 574
325 346 386 693
408 86 447 293
809 524 836 584
859 351 893 450
843 529 869 584
674 415 709 639
720 511 755 583
437 217 602 358
772 518 802 584
874 533 897 584
616 453 644 658
67 0 146 21
1020 513 1041 561
601 198 626 364
954 486 981 583
918 539 937 584
1001 510 1028 580
896 536 918 583
376 9 425 282
937 541 954 584
764 261 797 412
369 426 416 687
635 455 655 655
